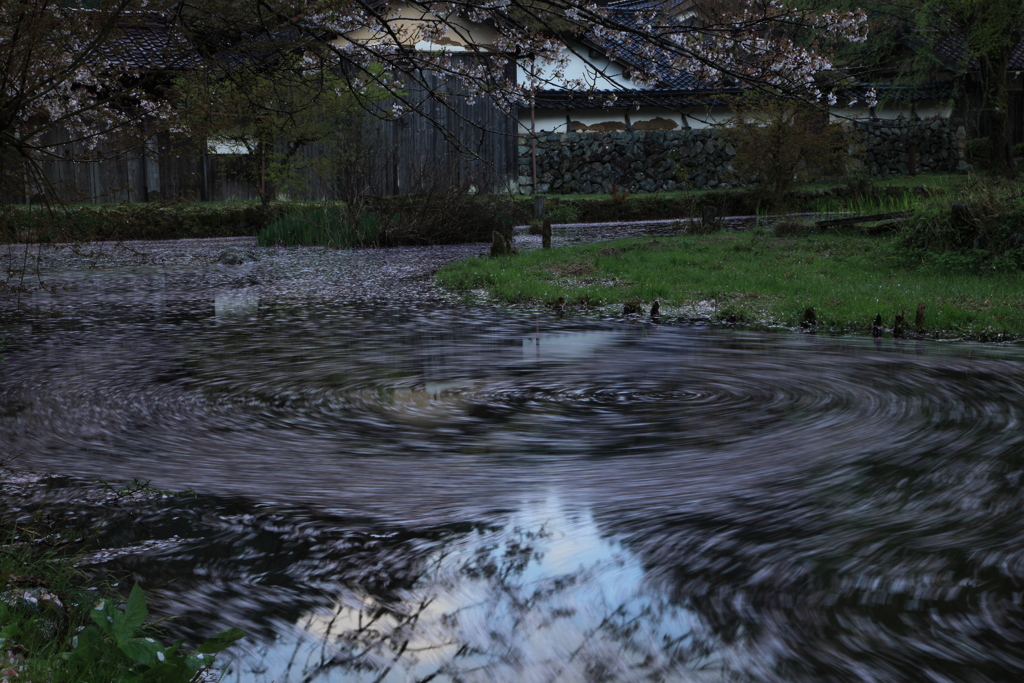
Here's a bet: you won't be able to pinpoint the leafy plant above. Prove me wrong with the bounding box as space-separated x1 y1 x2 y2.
59 583 244 682
545 201 581 224
964 137 991 168
0 201 284 244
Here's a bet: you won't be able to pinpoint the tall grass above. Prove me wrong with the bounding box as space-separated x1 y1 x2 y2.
809 191 922 217
895 177 1024 272
257 205 387 248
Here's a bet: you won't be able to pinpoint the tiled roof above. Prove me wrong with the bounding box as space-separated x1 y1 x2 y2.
584 0 706 91
99 14 198 71
563 4 962 109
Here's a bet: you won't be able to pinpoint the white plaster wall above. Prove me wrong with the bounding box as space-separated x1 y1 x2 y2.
517 42 634 91
338 2 498 50
517 104 732 134
830 100 954 122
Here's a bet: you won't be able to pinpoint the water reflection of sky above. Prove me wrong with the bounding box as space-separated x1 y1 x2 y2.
228 497 711 683
5 237 1024 682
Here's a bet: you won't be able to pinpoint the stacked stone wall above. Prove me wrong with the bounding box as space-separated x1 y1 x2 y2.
850 118 966 177
517 119 965 195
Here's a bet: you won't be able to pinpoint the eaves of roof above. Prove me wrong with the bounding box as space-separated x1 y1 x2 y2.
534 86 741 109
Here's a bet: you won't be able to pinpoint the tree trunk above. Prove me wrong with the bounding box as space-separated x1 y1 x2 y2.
979 52 1016 176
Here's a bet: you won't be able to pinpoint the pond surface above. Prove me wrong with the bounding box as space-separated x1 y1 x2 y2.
2 229 1024 682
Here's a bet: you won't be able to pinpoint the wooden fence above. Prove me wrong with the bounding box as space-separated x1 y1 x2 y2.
1 62 518 205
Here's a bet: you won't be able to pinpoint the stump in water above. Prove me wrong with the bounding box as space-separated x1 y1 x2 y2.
800 306 817 330
650 300 661 321
893 312 906 339
490 231 516 257
216 247 250 265
915 302 927 333
623 300 643 315
871 313 884 338
542 220 552 249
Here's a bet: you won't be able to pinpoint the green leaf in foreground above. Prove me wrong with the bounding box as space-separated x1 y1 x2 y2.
123 582 149 635
197 627 246 654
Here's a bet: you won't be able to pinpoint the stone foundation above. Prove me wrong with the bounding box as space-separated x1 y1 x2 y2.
517 119 966 195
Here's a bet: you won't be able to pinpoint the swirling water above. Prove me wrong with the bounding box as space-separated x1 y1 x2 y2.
2 234 1024 682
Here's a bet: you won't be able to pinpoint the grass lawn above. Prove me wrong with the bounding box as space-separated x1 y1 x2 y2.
436 229 1024 341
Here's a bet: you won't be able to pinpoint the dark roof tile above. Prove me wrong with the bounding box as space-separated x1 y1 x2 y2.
100 14 198 71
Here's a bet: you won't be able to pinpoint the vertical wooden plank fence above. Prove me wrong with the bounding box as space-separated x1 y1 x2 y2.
1 57 518 205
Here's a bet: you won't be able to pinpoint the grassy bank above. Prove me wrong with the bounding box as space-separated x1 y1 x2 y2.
0 474 242 681
1 173 966 246
436 228 1024 341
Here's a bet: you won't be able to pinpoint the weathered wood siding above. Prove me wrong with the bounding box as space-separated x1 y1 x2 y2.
1 59 518 204
344 62 519 196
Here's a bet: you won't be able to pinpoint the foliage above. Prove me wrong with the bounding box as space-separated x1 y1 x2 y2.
57 584 243 682
436 229 1024 340
544 201 581 224
0 0 877 214
896 177 1024 271
172 58 389 211
0 521 243 683
915 0 1024 175
965 137 992 167
724 96 850 211
258 193 524 248
0 173 969 246
0 201 289 244
0 0 175 193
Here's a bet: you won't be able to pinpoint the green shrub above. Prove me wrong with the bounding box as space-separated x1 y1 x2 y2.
896 178 1024 271
723 96 850 211
0 201 284 244
545 201 581 224
259 195 525 248
964 137 990 168
0 534 243 683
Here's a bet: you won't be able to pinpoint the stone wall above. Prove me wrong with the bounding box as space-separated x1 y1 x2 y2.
849 118 966 177
517 119 965 195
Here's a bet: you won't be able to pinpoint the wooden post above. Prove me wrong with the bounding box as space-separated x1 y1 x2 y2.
530 56 538 196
